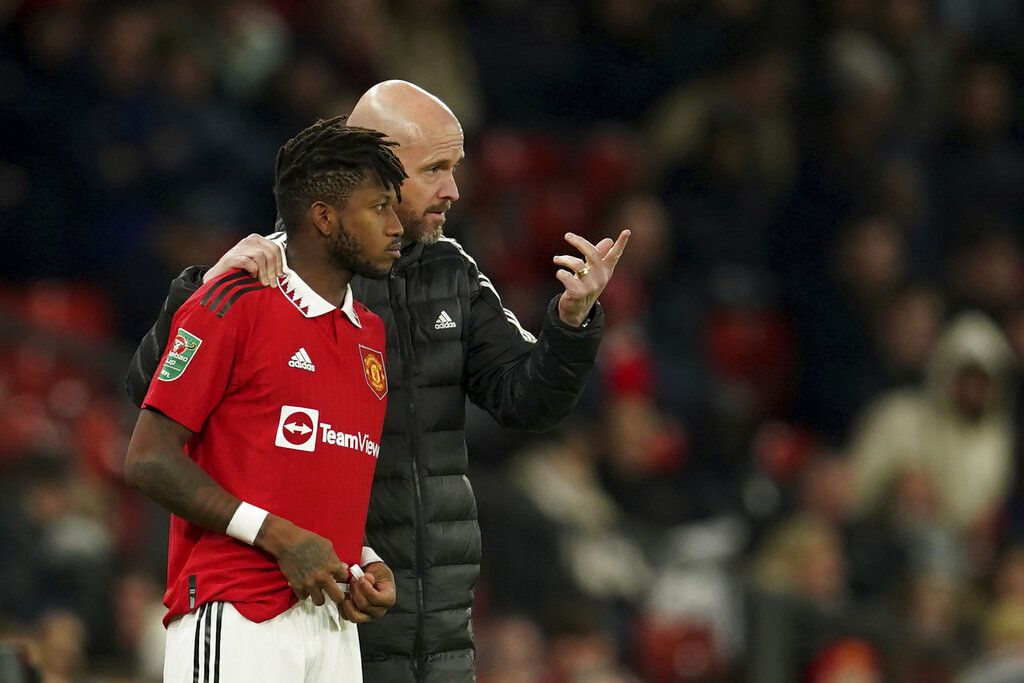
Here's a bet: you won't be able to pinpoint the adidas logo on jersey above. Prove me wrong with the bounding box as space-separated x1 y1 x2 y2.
434 310 457 330
288 347 316 372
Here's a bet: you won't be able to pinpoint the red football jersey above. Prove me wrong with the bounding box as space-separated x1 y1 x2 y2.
142 266 388 625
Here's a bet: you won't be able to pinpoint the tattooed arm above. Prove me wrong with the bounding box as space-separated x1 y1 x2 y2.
125 409 348 605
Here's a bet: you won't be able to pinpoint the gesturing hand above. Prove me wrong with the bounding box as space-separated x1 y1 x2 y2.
340 561 397 624
202 233 285 287
553 230 630 327
255 515 349 606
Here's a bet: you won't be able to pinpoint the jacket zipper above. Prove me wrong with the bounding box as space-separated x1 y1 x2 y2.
391 269 427 676
410 393 425 678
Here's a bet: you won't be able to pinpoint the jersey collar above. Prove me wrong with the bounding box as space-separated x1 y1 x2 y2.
270 232 361 327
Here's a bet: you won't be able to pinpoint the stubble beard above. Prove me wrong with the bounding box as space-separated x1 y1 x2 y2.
398 205 444 246
328 224 391 280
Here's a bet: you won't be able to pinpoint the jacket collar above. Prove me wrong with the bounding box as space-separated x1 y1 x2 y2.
396 239 425 268
269 232 361 327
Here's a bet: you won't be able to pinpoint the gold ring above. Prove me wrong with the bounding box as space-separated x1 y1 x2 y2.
576 265 590 278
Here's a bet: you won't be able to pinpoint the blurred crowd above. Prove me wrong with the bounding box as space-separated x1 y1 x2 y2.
2 0 1024 680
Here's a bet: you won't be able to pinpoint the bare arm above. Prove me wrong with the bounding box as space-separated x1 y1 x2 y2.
125 409 348 605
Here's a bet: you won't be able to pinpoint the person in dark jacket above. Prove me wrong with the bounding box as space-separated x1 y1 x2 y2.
125 80 630 682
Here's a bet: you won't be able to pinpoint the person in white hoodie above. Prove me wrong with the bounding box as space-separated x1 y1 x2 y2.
848 311 1016 532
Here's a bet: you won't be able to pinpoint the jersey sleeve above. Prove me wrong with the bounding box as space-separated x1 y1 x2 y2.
141 291 245 434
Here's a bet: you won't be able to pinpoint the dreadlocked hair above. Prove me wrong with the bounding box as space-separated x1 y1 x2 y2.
273 116 407 234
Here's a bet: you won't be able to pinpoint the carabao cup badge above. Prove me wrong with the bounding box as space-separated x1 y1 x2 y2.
359 345 387 400
159 328 203 381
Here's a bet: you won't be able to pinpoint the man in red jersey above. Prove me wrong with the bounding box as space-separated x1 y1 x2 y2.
127 81 630 681
124 118 407 682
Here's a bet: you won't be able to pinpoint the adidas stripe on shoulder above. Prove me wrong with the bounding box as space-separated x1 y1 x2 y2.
439 237 536 343
200 271 263 318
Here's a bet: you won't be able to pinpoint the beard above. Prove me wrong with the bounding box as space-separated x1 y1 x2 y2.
327 223 391 279
398 203 447 245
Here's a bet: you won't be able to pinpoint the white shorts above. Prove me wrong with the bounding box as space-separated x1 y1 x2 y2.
164 598 361 682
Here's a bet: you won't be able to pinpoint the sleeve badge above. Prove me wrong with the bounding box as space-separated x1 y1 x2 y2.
158 328 203 382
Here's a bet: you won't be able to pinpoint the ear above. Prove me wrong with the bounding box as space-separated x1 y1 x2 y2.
310 201 334 237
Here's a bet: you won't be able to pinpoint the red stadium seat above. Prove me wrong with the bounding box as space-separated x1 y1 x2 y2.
632 615 723 683
0 281 115 341
704 308 795 413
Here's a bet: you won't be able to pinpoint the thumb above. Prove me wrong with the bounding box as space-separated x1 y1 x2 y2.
331 563 349 582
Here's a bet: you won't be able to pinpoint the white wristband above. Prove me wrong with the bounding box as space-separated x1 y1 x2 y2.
226 502 269 545
361 546 382 566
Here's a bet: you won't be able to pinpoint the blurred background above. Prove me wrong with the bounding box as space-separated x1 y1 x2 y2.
1 0 1024 680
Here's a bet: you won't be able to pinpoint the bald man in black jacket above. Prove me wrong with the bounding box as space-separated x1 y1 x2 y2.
127 80 629 682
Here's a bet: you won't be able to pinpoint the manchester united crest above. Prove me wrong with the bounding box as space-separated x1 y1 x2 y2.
359 345 387 400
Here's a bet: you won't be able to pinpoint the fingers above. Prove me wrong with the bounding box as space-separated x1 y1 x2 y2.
287 555 347 606
348 579 375 615
340 596 371 624
321 561 348 603
214 234 285 288
337 563 396 622
231 255 261 279
555 268 582 291
563 232 602 263
554 230 629 328
350 581 388 618
267 239 284 279
560 230 629 283
351 574 396 618
368 574 396 610
554 255 596 294
289 582 310 602
552 254 587 273
306 575 330 606
294 571 347 606
322 579 346 605
605 229 631 262
331 563 350 584
248 244 276 288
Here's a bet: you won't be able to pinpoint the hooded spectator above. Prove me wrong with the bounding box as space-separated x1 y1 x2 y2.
849 312 1016 531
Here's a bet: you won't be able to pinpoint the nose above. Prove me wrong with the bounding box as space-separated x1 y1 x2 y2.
387 207 403 236
440 170 460 204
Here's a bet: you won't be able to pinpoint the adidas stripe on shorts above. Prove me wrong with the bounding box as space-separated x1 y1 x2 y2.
164 598 361 682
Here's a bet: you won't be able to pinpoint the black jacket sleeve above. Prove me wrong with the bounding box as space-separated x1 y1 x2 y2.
464 258 603 432
125 266 208 407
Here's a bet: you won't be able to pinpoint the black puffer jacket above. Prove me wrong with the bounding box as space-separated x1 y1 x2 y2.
126 236 603 682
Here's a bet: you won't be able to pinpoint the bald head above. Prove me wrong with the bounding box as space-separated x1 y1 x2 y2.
350 81 464 245
349 80 460 147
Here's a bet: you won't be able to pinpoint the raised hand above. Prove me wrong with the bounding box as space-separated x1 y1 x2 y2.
552 229 630 327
